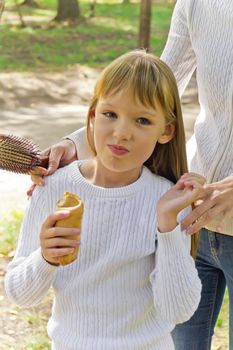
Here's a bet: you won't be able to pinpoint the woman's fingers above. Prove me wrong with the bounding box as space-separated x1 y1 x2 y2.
182 198 229 234
46 140 77 174
30 166 48 176
181 199 212 232
46 146 64 175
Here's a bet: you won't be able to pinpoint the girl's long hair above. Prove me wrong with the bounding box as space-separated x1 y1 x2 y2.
85 49 198 257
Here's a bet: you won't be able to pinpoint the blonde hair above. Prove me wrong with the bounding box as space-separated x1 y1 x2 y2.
85 50 198 256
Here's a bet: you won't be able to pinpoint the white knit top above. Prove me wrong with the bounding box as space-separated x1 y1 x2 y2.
161 0 233 235
5 161 201 350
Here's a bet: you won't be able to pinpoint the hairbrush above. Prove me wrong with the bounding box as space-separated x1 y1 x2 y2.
0 134 49 174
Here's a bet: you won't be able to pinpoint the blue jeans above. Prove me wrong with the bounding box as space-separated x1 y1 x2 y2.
172 228 233 350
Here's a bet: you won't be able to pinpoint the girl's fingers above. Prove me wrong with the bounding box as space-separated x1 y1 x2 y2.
42 211 71 229
46 247 75 258
43 227 81 239
43 237 80 249
176 179 204 198
180 173 206 185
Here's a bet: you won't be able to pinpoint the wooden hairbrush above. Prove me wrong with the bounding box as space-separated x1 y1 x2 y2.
0 134 49 174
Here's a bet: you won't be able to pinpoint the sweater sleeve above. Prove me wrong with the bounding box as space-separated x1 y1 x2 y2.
161 0 197 96
4 187 57 307
66 127 93 160
150 224 201 324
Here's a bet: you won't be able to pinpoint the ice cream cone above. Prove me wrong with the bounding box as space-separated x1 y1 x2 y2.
55 192 83 266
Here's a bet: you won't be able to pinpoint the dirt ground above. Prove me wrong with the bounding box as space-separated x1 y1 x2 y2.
0 68 228 349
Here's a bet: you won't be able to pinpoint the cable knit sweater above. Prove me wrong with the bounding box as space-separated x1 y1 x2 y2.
161 0 233 235
5 161 201 350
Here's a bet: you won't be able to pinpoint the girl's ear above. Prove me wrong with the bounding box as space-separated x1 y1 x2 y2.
158 123 175 144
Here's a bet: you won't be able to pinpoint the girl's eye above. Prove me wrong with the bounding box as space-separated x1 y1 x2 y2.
103 112 117 119
137 117 151 125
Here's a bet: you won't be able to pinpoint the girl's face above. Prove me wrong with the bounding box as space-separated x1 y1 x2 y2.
91 89 174 183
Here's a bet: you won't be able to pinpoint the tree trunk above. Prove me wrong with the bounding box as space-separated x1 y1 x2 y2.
14 0 26 27
138 0 152 50
20 0 40 8
55 0 81 23
0 0 5 19
89 0 96 17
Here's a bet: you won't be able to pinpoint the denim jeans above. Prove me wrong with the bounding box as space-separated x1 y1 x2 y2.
172 228 233 350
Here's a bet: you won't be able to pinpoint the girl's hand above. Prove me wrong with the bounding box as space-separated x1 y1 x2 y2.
40 211 80 266
157 173 205 233
181 175 233 234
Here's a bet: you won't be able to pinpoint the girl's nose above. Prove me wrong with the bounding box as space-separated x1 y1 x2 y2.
113 120 132 141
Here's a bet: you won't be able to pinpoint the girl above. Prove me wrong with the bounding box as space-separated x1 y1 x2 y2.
5 50 202 350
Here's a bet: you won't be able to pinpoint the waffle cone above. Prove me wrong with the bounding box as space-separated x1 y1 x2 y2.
55 192 83 266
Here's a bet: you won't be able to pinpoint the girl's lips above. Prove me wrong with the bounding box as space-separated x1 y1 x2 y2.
108 144 129 156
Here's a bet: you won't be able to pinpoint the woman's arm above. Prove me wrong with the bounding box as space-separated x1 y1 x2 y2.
161 0 196 96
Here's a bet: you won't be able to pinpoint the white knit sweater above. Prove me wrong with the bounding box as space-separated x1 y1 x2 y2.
5 161 201 350
161 0 233 235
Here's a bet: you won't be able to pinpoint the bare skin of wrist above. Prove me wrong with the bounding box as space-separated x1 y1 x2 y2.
157 211 178 233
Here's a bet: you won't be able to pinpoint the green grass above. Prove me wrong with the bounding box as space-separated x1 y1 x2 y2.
22 338 51 350
21 307 52 350
214 289 229 349
216 289 229 326
1 0 174 71
0 210 23 257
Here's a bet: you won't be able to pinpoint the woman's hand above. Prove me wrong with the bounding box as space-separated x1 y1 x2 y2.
27 139 77 197
40 211 80 266
157 173 205 233
181 175 233 234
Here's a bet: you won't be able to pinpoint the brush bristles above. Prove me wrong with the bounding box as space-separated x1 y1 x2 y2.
0 135 42 174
